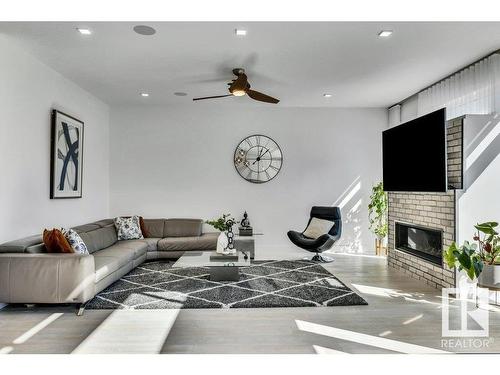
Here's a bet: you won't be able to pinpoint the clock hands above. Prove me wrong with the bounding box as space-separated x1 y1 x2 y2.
252 147 270 165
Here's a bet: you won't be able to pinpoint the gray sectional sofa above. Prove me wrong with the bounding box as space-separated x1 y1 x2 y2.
0 218 217 310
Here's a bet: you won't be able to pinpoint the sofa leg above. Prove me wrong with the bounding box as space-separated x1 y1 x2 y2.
76 302 88 316
311 253 334 263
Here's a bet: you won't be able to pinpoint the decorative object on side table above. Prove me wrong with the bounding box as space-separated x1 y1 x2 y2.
206 214 237 254
50 110 84 199
368 181 388 256
238 211 253 236
444 221 500 289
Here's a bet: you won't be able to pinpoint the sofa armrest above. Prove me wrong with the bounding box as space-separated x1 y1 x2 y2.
0 253 96 304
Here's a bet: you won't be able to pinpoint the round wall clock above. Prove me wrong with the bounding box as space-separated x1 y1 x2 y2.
234 134 283 183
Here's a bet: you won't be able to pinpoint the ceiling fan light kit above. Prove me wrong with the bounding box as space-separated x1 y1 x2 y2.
193 68 279 104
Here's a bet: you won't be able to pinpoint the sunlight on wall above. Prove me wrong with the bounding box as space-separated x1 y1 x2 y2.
466 119 500 169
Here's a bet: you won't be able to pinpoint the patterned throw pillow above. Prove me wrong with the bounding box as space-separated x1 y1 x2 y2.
62 228 89 255
114 216 144 240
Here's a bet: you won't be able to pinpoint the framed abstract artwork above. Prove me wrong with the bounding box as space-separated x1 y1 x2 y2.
50 110 84 199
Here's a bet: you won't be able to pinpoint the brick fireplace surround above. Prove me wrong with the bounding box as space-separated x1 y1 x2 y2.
387 117 463 289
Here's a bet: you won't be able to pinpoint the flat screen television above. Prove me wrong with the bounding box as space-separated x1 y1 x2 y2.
382 108 447 192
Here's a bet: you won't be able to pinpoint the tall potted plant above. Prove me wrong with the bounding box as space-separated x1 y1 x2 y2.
444 222 500 288
368 182 388 255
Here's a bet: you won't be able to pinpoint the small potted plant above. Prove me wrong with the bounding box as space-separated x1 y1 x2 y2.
368 182 388 255
444 222 500 288
206 214 236 254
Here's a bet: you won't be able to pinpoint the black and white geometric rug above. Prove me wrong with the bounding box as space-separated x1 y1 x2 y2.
86 260 368 310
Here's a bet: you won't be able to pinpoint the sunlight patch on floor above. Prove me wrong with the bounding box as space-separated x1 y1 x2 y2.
12 313 63 344
72 309 180 354
313 345 349 354
403 314 423 325
0 346 13 354
296 320 448 354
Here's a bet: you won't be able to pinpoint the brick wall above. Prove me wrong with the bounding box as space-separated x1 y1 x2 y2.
387 117 463 289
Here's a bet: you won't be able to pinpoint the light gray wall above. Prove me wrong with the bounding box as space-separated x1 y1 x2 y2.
110 104 387 253
0 35 110 243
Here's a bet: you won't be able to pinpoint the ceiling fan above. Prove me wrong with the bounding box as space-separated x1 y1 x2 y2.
193 68 279 104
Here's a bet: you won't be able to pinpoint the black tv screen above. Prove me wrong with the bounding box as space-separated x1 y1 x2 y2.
383 108 447 192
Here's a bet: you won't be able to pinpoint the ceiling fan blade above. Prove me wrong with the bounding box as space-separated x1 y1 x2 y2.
247 90 280 104
192 94 232 101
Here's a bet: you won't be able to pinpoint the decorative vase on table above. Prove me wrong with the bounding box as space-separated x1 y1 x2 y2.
216 231 229 254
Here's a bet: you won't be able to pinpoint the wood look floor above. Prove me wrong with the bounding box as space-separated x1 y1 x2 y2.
1 248 499 354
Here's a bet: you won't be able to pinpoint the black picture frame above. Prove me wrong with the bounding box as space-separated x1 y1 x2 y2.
50 109 84 199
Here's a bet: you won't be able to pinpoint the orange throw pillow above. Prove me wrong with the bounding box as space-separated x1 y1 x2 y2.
139 216 150 238
43 229 74 253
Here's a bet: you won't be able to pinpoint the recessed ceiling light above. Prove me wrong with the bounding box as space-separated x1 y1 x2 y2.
235 29 247 36
378 30 393 37
77 28 92 35
174 92 187 96
140 93 149 97
323 93 332 98
133 25 156 36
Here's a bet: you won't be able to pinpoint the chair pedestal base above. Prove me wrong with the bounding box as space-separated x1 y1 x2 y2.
307 254 334 263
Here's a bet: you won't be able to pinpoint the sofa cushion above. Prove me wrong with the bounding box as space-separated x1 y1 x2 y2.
164 219 203 237
157 233 218 251
141 238 160 252
142 219 165 238
105 240 148 259
79 226 118 254
0 234 43 254
92 241 147 283
93 256 123 283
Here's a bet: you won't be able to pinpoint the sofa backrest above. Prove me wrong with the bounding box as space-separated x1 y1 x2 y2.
142 219 165 238
79 225 118 254
165 219 203 237
0 234 45 254
0 219 117 254
0 217 205 253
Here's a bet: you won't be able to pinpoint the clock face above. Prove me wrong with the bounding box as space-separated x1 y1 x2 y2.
234 135 283 183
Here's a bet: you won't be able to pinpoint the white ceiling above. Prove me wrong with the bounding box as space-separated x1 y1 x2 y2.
2 22 500 108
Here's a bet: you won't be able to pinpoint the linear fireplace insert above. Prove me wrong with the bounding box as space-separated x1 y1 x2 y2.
395 222 443 266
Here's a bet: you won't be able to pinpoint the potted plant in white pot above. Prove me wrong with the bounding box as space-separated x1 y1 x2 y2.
444 222 500 288
368 182 388 256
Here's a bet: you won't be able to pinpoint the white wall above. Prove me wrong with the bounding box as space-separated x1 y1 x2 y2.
110 104 387 253
0 35 110 243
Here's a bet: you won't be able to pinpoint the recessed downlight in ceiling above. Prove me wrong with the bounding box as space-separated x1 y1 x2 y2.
323 93 332 98
378 30 393 37
235 29 247 36
174 92 187 96
76 28 92 35
140 92 149 97
133 25 156 36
